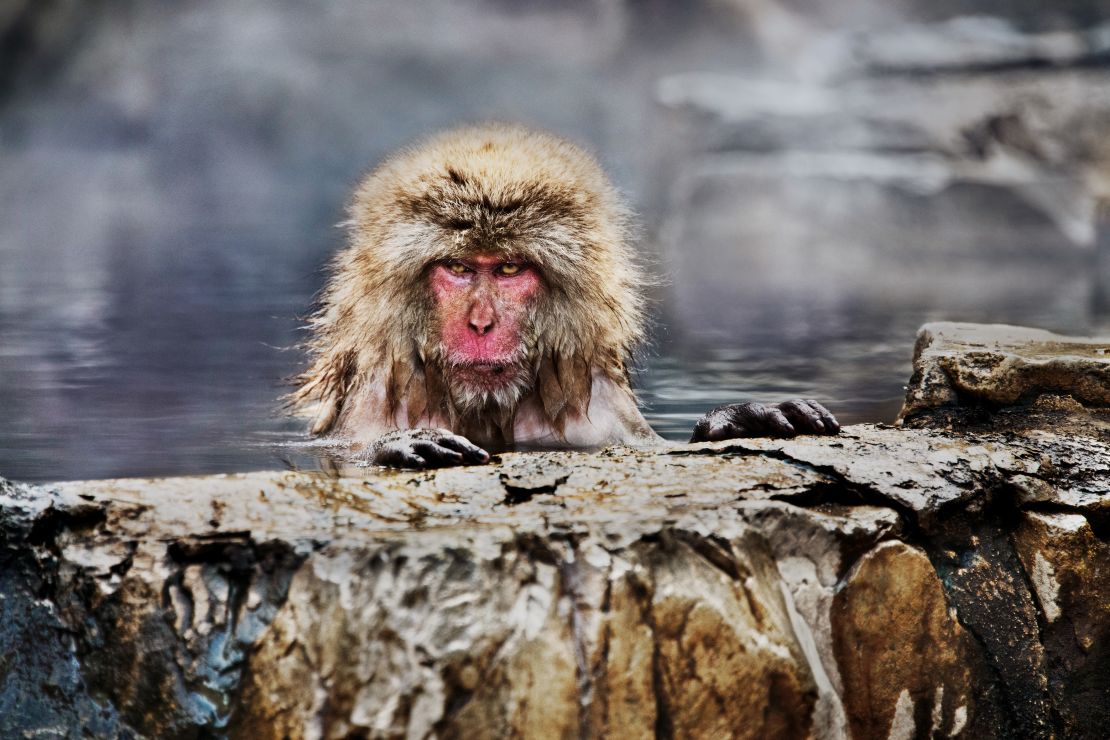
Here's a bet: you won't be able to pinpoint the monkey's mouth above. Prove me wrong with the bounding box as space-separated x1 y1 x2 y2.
459 361 512 378
451 360 524 389
470 362 507 374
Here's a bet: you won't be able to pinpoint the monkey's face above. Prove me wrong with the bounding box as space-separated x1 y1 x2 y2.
428 252 543 409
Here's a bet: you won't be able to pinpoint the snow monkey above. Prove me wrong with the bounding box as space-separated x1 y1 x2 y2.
291 124 839 468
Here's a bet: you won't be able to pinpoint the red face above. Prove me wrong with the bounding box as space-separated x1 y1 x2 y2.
429 253 543 389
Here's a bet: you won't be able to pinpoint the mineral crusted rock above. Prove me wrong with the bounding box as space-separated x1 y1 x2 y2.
898 322 1110 423
4 404 1110 737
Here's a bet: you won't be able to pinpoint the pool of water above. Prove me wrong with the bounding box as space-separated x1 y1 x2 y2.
1 242 1102 483
2 2 1107 483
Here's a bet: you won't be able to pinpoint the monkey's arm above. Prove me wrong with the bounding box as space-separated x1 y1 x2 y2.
364 428 491 469
690 400 839 442
562 374 664 447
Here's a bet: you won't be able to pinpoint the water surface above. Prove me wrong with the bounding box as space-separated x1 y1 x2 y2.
1 1 1105 482
1 250 1100 483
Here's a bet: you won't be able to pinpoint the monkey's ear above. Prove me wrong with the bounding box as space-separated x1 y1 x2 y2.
289 350 355 436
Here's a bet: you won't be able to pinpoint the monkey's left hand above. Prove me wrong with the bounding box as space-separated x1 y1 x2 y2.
690 400 840 442
367 428 491 469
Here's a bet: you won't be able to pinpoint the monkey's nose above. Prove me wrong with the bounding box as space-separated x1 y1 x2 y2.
469 316 495 335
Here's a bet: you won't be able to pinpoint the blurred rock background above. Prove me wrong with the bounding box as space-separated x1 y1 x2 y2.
1 0 1109 480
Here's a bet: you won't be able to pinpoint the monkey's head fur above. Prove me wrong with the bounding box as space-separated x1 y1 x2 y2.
291 123 647 440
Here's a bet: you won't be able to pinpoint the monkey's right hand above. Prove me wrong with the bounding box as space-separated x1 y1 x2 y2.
366 428 491 469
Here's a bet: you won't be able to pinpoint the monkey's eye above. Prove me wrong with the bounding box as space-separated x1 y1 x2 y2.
446 261 472 275
497 263 523 276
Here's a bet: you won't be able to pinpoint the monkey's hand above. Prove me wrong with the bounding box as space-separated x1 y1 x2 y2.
366 428 491 469
690 400 840 442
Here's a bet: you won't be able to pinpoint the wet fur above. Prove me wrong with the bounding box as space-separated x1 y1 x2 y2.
290 124 647 443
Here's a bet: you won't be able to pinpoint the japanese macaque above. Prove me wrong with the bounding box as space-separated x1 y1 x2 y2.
291 123 838 468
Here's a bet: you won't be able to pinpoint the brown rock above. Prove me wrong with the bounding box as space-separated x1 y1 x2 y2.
899 322 1110 423
582 556 658 738
832 541 974 739
1013 511 1110 736
647 532 817 739
925 515 1054 738
6 409 1110 737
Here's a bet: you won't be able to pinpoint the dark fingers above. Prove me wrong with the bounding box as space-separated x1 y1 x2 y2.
806 400 840 434
375 446 428 469
411 440 464 466
436 433 491 463
762 406 797 438
777 400 825 434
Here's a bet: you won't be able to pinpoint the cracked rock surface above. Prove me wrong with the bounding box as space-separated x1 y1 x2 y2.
4 415 1110 738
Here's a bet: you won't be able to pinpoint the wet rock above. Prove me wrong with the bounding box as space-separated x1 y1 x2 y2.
833 16 1110 76
926 511 1055 738
615 532 817 739
898 321 1110 423
831 541 975 739
654 148 1087 341
741 502 901 737
0 482 130 738
658 68 1110 198
653 68 1106 341
4 399 1110 736
654 57 1110 345
1008 430 1110 516
1013 511 1110 736
682 424 1044 529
